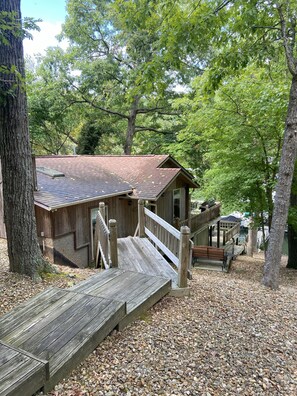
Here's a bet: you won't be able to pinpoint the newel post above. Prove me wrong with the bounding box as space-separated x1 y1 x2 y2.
109 219 118 268
178 226 190 289
138 199 145 237
99 202 105 219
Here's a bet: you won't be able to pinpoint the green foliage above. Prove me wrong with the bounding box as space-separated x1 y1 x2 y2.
77 112 123 155
0 11 41 44
179 64 289 219
26 50 80 154
55 0 183 153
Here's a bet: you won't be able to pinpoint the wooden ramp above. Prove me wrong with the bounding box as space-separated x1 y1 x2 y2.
71 268 171 330
0 269 170 395
0 341 48 396
117 236 178 287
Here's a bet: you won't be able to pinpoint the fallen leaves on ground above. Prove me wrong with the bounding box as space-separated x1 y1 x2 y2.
0 239 296 395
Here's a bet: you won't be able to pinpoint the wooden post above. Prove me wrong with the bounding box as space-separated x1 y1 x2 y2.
178 226 190 288
93 208 100 262
217 220 220 248
138 199 145 237
99 202 105 220
109 219 118 268
209 226 213 246
223 230 226 246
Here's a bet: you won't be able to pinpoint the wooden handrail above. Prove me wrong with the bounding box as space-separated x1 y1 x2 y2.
179 204 221 233
95 209 110 269
144 207 180 267
225 222 240 242
94 202 118 269
141 204 191 288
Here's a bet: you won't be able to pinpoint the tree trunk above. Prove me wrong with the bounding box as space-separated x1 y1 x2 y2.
262 75 297 289
287 162 297 269
287 224 297 269
247 224 257 256
124 96 139 155
0 0 48 279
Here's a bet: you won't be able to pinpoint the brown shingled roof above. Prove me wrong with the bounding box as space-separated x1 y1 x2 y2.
35 155 197 210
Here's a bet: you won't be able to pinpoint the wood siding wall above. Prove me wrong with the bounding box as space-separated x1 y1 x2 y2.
156 176 189 224
35 196 139 267
34 174 194 267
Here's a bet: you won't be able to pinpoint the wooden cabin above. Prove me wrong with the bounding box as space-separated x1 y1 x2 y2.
0 155 223 268
5 155 198 267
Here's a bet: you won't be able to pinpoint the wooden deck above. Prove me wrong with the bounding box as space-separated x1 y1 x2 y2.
0 287 126 393
0 267 171 394
71 268 171 330
0 341 48 396
117 236 178 287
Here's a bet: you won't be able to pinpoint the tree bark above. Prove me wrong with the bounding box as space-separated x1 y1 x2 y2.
287 224 297 269
247 223 257 257
287 163 297 269
124 96 139 155
0 0 48 279
263 75 297 288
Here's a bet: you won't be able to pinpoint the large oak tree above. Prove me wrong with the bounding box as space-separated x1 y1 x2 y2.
0 0 49 280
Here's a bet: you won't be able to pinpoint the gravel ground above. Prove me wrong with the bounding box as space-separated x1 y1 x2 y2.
1 239 297 396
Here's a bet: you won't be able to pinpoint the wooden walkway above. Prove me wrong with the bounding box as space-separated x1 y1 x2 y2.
0 341 48 396
117 236 178 287
0 265 172 394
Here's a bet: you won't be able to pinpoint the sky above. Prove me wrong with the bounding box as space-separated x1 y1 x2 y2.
21 0 68 57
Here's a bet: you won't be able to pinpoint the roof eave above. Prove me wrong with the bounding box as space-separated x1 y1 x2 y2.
158 155 198 183
34 189 133 211
131 169 198 202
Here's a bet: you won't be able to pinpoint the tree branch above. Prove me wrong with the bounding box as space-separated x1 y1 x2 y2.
136 106 180 115
213 1 232 14
252 23 280 31
68 81 130 120
83 95 130 119
276 2 297 75
135 125 174 134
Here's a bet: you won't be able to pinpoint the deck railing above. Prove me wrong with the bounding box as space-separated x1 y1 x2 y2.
179 204 221 234
94 202 118 269
220 221 240 245
138 200 191 289
144 207 181 267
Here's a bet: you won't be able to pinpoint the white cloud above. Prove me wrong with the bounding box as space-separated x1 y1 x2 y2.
23 21 68 57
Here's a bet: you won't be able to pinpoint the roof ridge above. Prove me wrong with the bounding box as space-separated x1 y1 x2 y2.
36 154 169 158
